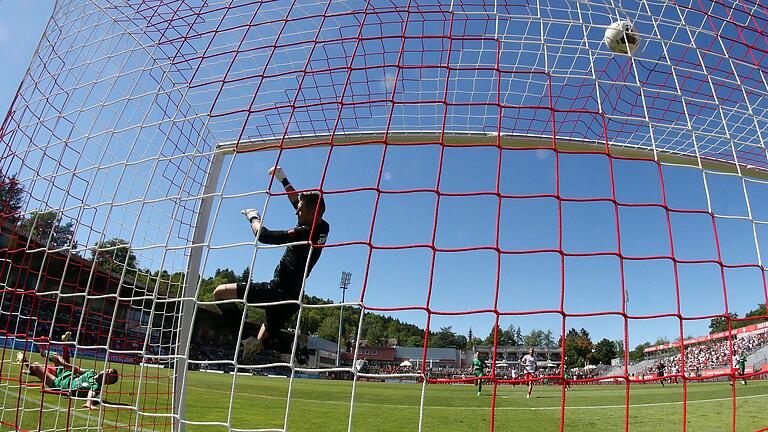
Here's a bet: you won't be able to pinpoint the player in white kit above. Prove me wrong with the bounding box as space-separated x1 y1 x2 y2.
520 347 537 399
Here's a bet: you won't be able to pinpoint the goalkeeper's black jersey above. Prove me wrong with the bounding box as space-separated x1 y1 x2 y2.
257 220 330 291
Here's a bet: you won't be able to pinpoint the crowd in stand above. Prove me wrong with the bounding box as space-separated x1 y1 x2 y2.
190 336 236 364
188 334 285 372
639 331 768 378
365 364 410 375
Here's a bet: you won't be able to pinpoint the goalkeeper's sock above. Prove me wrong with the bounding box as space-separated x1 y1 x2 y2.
217 302 243 328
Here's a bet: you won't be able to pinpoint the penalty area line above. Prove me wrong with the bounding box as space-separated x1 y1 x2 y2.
0 386 155 431
186 384 768 411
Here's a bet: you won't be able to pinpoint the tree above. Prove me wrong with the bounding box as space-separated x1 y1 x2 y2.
91 237 137 273
613 340 625 360
454 334 468 349
466 327 483 349
0 173 24 224
366 321 386 346
523 329 544 347
430 326 466 349
146 269 185 297
628 342 651 362
239 267 251 283
19 211 76 249
214 268 237 283
510 325 523 344
708 305 767 333
300 307 324 336
591 338 618 365
709 313 738 334
741 304 767 327
543 330 557 348
317 315 339 342
483 324 515 346
403 334 423 347
523 328 555 347
745 303 766 319
564 328 593 368
483 327 496 345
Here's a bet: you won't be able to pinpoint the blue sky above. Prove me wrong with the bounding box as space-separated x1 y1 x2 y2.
2 1 767 352
0 1 53 117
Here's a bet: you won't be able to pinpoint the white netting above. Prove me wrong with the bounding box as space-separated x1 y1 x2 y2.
1 0 767 431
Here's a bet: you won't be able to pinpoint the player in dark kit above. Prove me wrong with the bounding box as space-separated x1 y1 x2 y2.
214 166 329 362
656 361 665 387
731 353 747 386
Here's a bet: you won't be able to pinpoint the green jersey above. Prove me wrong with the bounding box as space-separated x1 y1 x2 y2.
52 368 101 394
473 358 487 376
737 356 746 372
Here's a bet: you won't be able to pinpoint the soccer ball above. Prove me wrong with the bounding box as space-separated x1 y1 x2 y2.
604 20 641 55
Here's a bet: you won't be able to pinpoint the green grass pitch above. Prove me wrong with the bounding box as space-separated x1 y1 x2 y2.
1 353 766 431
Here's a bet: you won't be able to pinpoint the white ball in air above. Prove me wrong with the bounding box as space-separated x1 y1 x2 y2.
604 20 641 55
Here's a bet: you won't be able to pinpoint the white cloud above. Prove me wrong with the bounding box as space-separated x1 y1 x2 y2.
383 72 397 94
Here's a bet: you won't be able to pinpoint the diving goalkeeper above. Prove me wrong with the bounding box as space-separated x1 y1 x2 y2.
214 166 329 357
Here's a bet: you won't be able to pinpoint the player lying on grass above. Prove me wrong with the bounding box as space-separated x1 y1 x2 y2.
17 334 118 410
214 166 329 362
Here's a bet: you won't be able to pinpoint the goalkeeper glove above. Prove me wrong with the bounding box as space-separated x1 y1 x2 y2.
241 209 261 223
268 166 287 182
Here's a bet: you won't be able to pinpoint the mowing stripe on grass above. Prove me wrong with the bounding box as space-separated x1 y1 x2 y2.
0 386 156 431
185 384 768 411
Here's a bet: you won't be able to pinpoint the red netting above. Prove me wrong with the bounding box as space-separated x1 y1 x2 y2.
1 0 767 431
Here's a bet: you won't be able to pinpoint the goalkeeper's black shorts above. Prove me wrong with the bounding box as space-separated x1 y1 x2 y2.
236 281 300 335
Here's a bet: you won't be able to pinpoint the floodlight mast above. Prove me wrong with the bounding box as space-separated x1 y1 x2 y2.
337 271 353 367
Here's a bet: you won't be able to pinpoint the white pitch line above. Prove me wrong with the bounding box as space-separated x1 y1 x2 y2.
186 384 768 411
492 392 768 410
0 386 157 431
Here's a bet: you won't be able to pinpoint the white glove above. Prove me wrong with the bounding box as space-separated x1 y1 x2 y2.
241 208 260 222
268 166 287 182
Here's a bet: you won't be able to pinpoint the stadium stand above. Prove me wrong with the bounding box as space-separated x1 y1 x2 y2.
635 330 768 378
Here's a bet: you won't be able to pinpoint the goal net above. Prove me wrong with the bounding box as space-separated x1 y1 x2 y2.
1 0 767 431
